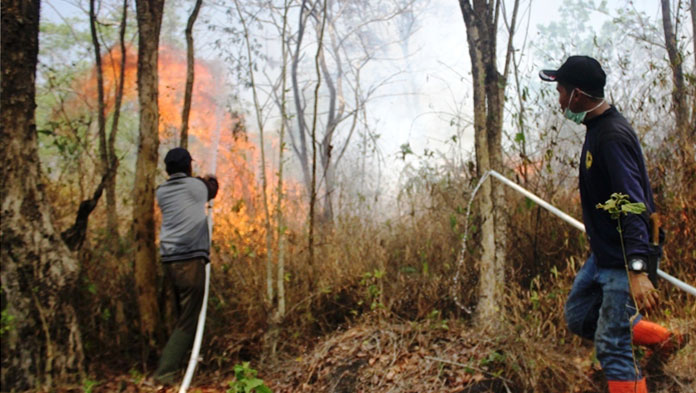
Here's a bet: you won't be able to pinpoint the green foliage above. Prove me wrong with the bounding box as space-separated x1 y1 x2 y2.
358 269 385 311
479 349 506 378
128 368 144 384
84 277 98 295
100 307 111 322
82 378 99 393
426 309 449 331
227 362 272 393
597 193 647 281
595 192 646 221
1 308 16 336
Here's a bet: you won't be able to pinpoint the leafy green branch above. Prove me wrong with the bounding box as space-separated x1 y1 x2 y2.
595 192 646 379
227 362 272 393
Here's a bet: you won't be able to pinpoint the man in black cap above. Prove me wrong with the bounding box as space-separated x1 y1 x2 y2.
152 147 218 384
540 56 687 393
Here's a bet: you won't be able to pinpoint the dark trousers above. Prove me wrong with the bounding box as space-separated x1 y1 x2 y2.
154 257 206 381
166 257 206 335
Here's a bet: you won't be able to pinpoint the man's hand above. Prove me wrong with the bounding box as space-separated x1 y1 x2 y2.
629 271 659 314
200 174 219 200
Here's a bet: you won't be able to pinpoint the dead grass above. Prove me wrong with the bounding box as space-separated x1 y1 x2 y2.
39 157 696 393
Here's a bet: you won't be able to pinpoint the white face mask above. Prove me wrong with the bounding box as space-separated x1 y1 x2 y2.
564 90 604 124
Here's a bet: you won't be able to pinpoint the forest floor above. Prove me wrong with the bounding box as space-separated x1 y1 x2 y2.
49 317 695 393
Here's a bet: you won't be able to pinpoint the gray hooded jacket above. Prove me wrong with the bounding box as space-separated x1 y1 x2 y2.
156 173 218 263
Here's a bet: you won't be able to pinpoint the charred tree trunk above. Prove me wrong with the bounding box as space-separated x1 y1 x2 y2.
180 0 203 149
62 173 109 251
133 0 164 348
68 0 111 252
1 0 84 389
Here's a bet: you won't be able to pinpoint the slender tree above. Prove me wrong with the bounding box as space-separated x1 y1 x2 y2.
308 0 328 279
90 0 108 180
133 0 165 349
661 0 695 157
105 0 129 246
233 0 276 307
458 0 520 329
282 0 415 223
692 0 696 68
1 0 84 388
180 0 203 149
275 0 291 323
56 0 114 252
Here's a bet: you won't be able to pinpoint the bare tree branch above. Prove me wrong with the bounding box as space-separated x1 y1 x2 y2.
180 0 203 149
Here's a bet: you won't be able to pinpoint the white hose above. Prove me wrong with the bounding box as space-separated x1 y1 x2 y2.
487 170 696 296
179 260 210 393
179 103 222 392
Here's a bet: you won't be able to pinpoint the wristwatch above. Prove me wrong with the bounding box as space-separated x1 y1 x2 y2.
628 257 648 273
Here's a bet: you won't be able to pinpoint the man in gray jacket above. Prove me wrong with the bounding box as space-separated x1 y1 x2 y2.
153 147 218 384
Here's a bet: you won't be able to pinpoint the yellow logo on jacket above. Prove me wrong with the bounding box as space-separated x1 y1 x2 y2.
585 151 593 170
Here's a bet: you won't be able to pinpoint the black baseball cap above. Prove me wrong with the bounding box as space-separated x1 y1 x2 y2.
539 55 606 98
164 147 192 174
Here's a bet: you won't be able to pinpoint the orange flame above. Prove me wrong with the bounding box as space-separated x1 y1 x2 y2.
71 44 306 258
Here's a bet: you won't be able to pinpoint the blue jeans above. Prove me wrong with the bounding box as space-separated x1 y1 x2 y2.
564 254 643 381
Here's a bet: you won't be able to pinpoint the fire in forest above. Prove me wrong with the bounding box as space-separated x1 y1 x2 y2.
72 44 305 257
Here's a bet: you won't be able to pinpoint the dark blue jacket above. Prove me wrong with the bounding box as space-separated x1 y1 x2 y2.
580 106 654 269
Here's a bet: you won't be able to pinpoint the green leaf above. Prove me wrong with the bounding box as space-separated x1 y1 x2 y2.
621 202 646 215
247 379 264 388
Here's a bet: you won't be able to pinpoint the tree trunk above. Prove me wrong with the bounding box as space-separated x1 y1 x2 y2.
660 0 696 202
62 173 109 251
692 0 696 73
233 0 275 307
289 0 313 194
317 20 342 223
1 0 84 389
180 0 203 149
105 0 129 248
458 0 515 330
133 0 164 347
90 0 108 182
661 0 692 137
65 0 111 252
308 0 328 282
691 0 696 139
276 0 291 324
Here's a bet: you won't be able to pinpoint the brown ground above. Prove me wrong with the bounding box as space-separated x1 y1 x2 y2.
48 317 694 393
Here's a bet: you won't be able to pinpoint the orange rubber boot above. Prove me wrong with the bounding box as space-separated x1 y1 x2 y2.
634 320 690 363
633 320 670 346
607 378 648 393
